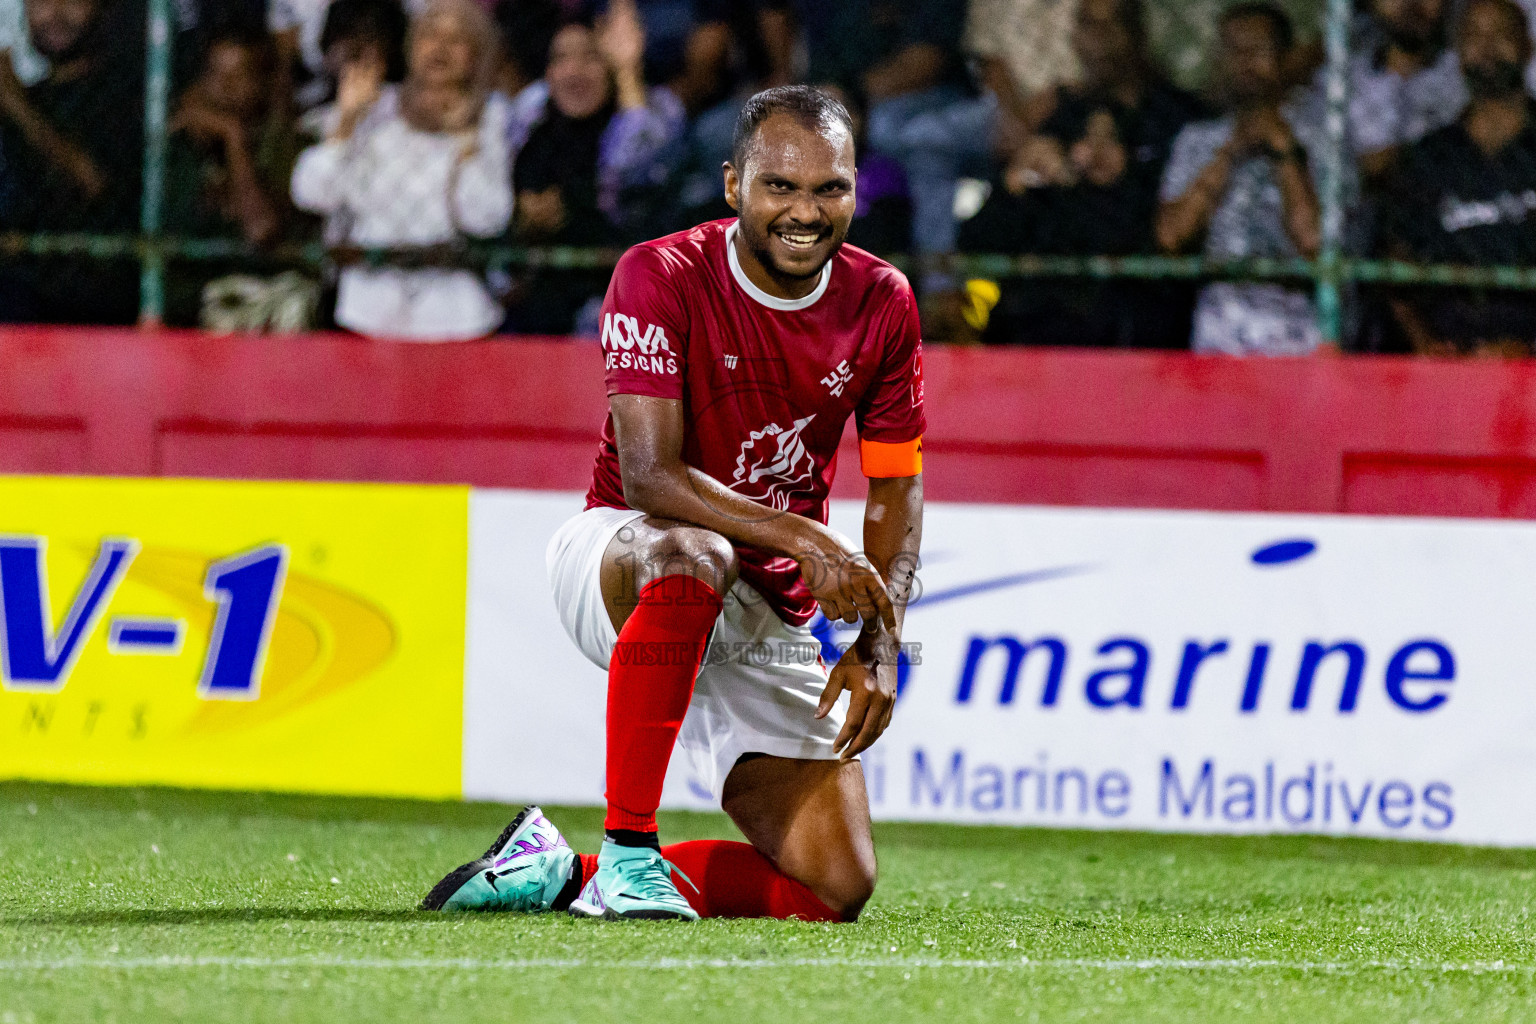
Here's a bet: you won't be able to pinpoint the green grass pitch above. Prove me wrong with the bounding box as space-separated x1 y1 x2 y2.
2 781 1535 1023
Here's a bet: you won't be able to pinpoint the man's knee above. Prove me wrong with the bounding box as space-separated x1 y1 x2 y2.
720 756 877 920
818 855 878 922
643 526 737 595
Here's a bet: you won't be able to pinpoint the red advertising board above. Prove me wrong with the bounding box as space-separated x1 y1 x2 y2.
5 326 1536 517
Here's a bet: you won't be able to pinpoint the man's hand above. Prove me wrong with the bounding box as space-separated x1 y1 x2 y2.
1004 134 1072 193
1234 105 1294 156
816 629 899 760
516 185 567 238
1069 110 1129 189
332 54 384 140
0 53 105 201
608 393 897 632
171 99 246 150
598 0 646 76
598 0 647 110
820 472 921 759
794 525 896 631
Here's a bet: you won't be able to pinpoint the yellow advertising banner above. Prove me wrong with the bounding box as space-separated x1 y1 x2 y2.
0 476 467 799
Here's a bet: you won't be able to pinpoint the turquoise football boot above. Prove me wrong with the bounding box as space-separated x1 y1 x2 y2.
567 839 699 921
420 805 576 912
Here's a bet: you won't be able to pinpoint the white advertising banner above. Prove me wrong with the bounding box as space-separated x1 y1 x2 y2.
464 490 1536 847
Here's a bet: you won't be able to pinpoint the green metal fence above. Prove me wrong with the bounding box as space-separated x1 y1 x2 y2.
8 0 1534 343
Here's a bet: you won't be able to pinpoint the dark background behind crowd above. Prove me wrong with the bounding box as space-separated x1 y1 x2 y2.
3 0 1536 355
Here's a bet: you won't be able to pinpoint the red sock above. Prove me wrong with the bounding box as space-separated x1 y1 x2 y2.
660 840 841 921
604 574 722 834
560 843 838 921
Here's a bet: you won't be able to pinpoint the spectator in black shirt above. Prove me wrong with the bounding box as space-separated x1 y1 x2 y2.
501 6 685 334
1384 0 1536 356
0 0 144 322
166 24 292 247
162 22 303 326
959 0 1205 347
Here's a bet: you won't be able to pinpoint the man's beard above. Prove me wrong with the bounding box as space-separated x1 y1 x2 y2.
740 219 841 280
1465 58 1526 100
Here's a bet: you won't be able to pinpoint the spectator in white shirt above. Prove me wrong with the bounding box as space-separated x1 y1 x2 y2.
290 0 513 341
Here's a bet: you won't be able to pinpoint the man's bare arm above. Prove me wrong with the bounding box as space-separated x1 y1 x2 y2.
862 474 922 642
1273 149 1322 257
612 394 895 628
819 472 923 759
1156 144 1237 253
0 67 105 200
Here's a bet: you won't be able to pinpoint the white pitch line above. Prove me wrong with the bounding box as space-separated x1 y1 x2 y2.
0 956 1530 974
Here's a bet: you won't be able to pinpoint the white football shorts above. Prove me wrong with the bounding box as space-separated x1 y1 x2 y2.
546 505 848 802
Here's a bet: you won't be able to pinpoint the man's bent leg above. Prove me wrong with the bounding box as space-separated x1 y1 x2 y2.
719 755 877 921
657 839 841 921
599 515 737 634
595 515 736 839
561 757 873 921
568 516 735 920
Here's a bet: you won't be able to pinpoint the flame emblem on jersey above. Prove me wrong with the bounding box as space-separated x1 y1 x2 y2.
731 414 817 511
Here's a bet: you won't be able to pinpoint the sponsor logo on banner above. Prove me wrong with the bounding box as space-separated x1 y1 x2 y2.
0 476 468 798
462 493 1536 847
826 505 1529 844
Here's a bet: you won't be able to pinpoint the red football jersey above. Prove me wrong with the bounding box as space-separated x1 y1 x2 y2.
585 218 926 626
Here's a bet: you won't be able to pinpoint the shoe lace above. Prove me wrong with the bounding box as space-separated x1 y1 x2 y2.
665 860 699 896
622 855 698 901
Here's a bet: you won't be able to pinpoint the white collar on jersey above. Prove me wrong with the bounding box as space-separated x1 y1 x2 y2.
725 221 832 312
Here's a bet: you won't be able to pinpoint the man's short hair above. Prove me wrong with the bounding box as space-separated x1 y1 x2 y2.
731 85 855 170
1220 0 1295 51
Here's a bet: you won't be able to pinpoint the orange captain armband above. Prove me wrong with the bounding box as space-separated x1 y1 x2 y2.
859 436 923 478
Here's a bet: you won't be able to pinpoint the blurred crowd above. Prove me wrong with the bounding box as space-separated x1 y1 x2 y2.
2 0 1536 354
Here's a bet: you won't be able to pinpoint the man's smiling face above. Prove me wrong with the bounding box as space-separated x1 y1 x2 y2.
725 112 857 290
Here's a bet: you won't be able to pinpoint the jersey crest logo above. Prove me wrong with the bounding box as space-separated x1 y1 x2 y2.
821 360 854 398
723 354 738 370
731 414 817 511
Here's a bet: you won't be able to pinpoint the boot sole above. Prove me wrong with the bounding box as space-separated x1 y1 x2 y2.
568 899 695 922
